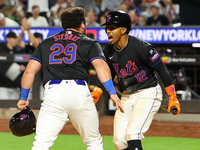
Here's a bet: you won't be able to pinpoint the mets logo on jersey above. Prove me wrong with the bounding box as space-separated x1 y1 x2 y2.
150 51 159 62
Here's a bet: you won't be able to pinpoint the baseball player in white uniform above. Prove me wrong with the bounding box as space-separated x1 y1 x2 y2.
17 7 124 150
101 10 181 150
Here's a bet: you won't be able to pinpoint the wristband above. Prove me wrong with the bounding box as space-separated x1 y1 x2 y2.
20 87 30 101
102 79 117 95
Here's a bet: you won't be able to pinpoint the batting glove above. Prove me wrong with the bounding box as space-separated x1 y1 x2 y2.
91 87 103 104
165 84 181 115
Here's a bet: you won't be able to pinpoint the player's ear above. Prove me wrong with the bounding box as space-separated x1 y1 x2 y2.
79 21 86 34
121 27 127 34
80 21 85 30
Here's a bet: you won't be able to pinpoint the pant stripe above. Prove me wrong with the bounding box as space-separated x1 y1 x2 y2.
138 86 158 139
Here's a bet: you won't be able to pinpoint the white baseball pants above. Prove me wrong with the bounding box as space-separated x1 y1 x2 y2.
32 80 103 150
113 84 162 150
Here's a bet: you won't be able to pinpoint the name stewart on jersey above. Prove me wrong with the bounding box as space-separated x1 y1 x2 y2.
54 33 81 41
31 30 106 85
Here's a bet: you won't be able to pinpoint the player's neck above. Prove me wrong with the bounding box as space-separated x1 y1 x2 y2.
114 35 129 51
66 28 78 32
65 27 86 35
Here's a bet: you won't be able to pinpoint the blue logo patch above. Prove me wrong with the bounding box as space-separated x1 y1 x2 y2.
150 52 159 62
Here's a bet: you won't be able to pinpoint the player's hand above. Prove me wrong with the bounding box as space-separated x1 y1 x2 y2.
168 95 181 115
91 87 103 104
110 94 124 113
165 84 181 115
17 100 29 111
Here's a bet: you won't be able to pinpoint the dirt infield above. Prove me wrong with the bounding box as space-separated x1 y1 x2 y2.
1 117 200 138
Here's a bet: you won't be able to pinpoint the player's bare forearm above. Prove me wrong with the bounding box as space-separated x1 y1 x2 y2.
92 59 124 113
18 60 41 110
21 72 35 89
91 59 112 83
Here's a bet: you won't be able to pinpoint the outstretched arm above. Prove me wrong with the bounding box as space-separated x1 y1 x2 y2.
17 59 42 110
91 58 124 113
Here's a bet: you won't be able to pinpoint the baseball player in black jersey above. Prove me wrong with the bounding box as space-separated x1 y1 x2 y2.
101 10 181 150
17 7 123 150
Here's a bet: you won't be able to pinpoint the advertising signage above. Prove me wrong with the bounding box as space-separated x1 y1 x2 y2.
0 27 200 44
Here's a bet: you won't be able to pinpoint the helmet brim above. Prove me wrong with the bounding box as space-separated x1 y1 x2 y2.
101 21 119 26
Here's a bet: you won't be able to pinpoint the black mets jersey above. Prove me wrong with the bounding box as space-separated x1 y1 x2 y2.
31 30 106 85
103 35 166 93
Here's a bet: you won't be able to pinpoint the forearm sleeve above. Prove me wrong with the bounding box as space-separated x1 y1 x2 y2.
153 62 173 87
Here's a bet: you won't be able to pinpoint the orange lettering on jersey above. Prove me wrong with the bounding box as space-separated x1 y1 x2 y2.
54 36 58 41
71 36 80 41
60 34 65 40
66 34 73 40
54 33 80 41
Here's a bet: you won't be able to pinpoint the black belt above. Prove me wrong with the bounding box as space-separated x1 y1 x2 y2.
49 80 86 86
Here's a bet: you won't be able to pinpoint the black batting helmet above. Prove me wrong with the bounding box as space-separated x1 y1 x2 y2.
101 10 131 33
9 107 36 137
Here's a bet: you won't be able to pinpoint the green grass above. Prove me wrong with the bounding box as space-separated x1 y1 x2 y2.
1 132 200 150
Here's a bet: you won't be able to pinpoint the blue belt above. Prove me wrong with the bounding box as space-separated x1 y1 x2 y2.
49 80 86 86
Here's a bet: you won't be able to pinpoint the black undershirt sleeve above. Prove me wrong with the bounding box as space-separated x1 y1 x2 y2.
153 61 173 87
